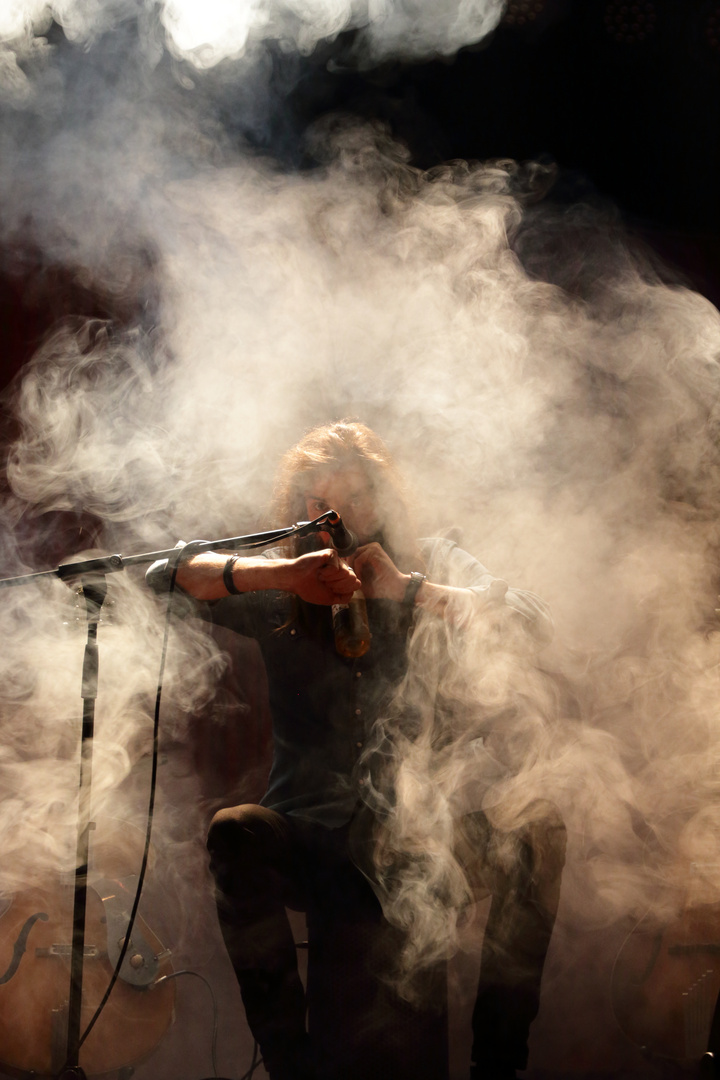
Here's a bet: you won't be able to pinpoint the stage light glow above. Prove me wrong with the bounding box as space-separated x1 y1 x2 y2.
702 4 720 54
603 1 657 45
503 0 547 27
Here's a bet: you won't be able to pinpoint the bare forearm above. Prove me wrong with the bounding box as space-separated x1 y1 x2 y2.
367 568 472 612
175 549 359 606
352 541 507 620
176 553 294 600
414 580 471 618
413 579 511 624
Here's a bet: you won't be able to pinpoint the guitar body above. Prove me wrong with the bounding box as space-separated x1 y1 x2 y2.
612 901 720 1065
0 879 174 1078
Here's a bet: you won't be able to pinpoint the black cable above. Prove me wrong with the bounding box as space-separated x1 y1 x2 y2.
238 1039 263 1080
72 554 183 1055
151 969 265 1080
153 968 232 1078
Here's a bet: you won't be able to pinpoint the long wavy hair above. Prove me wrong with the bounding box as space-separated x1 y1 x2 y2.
271 419 422 573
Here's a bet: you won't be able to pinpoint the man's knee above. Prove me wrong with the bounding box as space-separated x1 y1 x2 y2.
209 801 290 844
207 803 289 877
207 803 302 899
208 803 257 856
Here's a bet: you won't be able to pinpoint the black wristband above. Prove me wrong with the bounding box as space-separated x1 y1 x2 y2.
223 555 241 595
403 571 427 606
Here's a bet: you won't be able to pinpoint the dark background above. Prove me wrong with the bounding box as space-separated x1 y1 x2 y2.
2 0 720 387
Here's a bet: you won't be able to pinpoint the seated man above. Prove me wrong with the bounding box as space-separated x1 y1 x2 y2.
166 420 565 1080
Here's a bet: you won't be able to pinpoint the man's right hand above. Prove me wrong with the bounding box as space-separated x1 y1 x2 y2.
284 549 359 606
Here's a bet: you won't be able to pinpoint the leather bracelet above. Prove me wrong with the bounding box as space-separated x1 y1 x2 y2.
403 571 427 606
223 554 241 596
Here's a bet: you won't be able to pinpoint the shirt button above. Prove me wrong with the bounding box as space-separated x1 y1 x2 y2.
354 708 362 716
355 671 362 678
356 741 363 748
289 629 297 636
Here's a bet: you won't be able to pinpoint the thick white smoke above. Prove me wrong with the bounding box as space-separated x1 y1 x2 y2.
0 0 505 74
6 112 720 943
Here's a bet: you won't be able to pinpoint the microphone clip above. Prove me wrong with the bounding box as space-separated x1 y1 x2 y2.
321 511 358 556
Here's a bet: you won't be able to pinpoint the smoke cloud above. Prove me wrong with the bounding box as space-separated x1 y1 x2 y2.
1 0 506 73
1 0 720 1068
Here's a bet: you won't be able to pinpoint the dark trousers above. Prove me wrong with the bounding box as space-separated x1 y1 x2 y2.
458 806 567 1074
207 802 565 1079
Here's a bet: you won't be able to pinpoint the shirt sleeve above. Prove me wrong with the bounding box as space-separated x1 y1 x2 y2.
420 537 553 646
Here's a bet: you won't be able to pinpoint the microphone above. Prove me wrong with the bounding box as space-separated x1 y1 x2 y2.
324 512 358 556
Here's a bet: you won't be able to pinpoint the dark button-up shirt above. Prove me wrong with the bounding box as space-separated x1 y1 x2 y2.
205 538 551 827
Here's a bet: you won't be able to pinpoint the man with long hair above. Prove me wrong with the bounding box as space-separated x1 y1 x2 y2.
163 420 565 1080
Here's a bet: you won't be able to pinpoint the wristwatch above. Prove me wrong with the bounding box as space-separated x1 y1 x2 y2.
403 571 427 606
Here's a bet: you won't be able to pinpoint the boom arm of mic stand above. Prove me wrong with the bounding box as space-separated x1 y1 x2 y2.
0 514 336 590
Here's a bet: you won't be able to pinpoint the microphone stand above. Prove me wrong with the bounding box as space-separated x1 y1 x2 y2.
0 513 337 1079
60 576 106 1080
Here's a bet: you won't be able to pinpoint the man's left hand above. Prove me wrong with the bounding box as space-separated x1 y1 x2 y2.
351 543 409 603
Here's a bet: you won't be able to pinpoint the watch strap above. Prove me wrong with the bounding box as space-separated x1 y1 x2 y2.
403 571 427 606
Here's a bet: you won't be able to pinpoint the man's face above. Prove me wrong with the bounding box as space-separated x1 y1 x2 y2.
303 464 380 546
